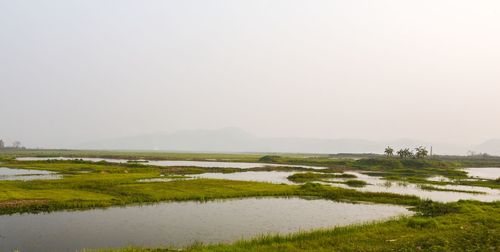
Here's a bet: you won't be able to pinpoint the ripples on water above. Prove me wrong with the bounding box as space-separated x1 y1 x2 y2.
0 167 61 181
0 197 410 252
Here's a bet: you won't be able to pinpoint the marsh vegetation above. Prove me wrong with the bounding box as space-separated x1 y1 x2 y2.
0 149 499 251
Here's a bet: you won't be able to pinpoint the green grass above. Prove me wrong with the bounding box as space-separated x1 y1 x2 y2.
0 149 263 162
286 172 356 183
0 160 421 215
286 172 367 188
344 179 368 187
1 152 498 215
0 177 295 215
418 185 486 194
327 179 368 188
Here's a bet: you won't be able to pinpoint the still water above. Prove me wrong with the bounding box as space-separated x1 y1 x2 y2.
0 167 61 181
192 171 299 184
138 170 500 202
0 197 410 252
327 172 500 202
464 168 500 180
16 157 324 169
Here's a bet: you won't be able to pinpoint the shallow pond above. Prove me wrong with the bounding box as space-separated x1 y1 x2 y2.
0 197 410 252
152 170 500 202
138 177 192 183
426 176 453 183
327 172 500 202
192 171 299 184
0 167 61 181
16 157 324 169
464 168 500 180
179 170 500 202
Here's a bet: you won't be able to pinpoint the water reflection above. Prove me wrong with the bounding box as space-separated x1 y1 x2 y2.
327 172 500 202
464 168 500 180
0 197 410 252
427 176 452 183
16 157 324 169
0 167 61 181
193 171 299 184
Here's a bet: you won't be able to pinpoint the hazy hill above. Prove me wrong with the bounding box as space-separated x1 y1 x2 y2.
77 128 493 155
474 139 500 156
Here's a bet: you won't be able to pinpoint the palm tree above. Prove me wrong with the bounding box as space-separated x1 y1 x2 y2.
397 148 413 159
397 149 405 159
415 146 428 159
404 148 414 159
384 146 394 157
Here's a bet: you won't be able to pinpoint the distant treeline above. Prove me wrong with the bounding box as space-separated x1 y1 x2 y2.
0 139 24 149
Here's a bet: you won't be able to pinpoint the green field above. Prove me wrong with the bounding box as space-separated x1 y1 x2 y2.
0 159 421 215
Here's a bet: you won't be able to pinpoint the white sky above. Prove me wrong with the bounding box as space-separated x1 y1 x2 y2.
1 0 499 148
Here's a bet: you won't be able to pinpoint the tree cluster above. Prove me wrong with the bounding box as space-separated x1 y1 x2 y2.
0 139 23 149
385 146 428 159
466 151 491 158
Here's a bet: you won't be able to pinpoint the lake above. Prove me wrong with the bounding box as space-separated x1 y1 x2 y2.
136 170 500 202
327 172 500 202
0 197 410 252
464 167 500 180
16 157 324 169
0 167 61 181
192 171 298 184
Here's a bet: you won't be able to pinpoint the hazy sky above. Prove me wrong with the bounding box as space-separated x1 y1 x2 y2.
1 0 500 148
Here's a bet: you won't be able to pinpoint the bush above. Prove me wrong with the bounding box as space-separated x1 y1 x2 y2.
259 155 281 162
299 182 327 192
345 180 367 187
407 218 439 229
401 159 432 169
354 158 403 169
414 200 460 217
287 172 356 183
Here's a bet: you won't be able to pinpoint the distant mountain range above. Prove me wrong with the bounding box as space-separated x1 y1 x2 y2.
474 139 500 156
77 128 500 155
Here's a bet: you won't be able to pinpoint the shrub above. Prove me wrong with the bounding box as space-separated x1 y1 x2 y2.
299 182 326 192
414 200 460 217
401 159 432 169
345 180 367 187
407 218 439 229
354 158 403 169
259 155 281 162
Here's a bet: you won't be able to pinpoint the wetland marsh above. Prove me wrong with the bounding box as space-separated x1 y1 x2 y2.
0 150 499 251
